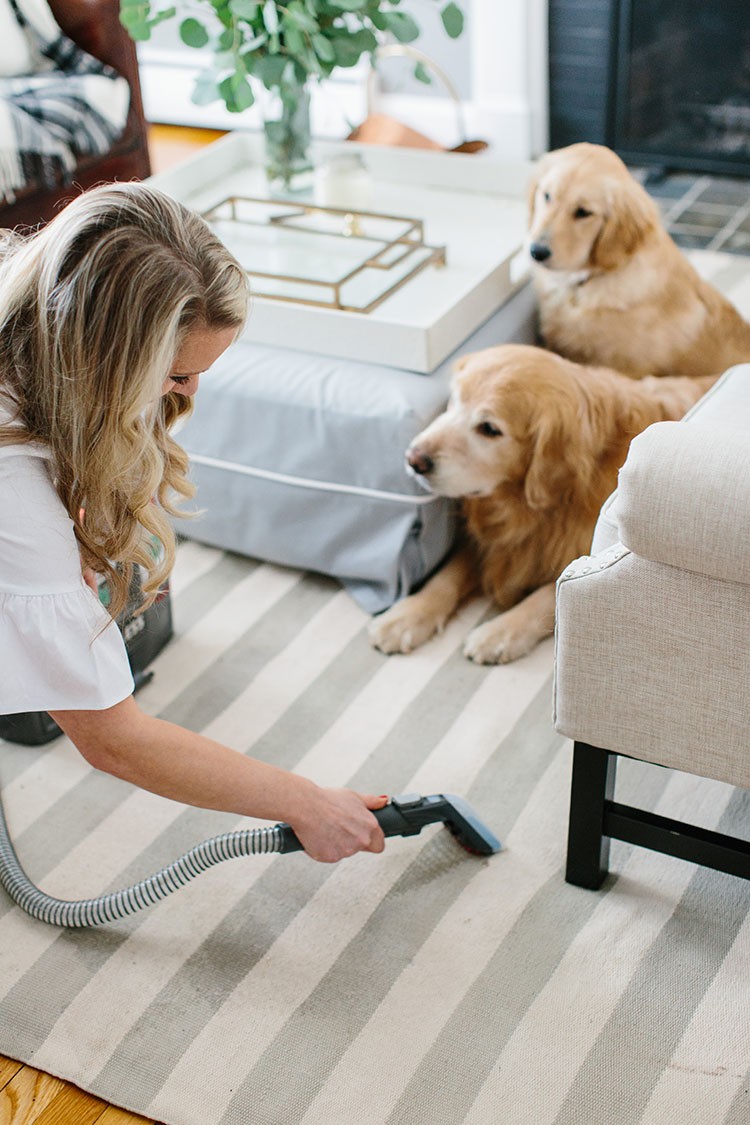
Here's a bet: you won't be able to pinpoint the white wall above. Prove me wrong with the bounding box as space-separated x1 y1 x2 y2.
138 0 548 161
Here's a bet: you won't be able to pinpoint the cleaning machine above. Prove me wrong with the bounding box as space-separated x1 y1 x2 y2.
0 791 501 928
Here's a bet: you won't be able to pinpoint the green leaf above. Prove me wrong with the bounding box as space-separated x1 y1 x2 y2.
239 31 268 53
283 24 305 57
124 19 152 38
119 7 148 28
214 48 245 70
214 6 234 29
330 36 362 66
281 58 298 87
351 27 377 51
229 0 259 16
118 0 152 35
303 50 323 76
414 60 431 84
254 52 286 87
382 11 419 43
219 71 255 111
150 6 176 25
284 2 318 32
329 26 376 66
262 0 279 33
191 72 222 105
328 0 367 9
179 17 210 48
311 32 335 61
292 58 309 84
441 2 464 39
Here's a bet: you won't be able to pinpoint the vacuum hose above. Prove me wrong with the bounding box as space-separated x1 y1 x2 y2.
0 791 500 928
0 793 285 928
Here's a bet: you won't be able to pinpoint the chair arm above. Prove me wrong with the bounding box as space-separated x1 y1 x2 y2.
614 420 750 585
47 0 143 105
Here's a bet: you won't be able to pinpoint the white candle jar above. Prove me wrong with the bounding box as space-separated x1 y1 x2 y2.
314 154 373 212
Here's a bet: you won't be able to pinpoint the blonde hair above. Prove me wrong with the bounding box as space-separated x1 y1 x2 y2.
0 183 249 618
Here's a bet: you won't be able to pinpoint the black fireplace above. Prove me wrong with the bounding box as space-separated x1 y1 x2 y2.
549 0 750 177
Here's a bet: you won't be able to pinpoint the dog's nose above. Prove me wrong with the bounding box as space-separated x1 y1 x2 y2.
407 447 434 476
529 242 552 262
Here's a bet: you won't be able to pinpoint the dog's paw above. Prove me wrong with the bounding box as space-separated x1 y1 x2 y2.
463 618 537 665
368 602 440 655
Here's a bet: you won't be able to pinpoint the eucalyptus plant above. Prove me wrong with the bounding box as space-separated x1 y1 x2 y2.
120 0 465 114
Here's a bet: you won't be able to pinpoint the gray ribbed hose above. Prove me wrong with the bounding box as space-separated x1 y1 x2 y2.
0 792 288 928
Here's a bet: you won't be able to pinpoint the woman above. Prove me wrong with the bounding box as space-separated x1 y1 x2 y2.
0 182 386 863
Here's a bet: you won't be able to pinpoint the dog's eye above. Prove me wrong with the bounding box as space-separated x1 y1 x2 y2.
543 191 551 203
573 206 592 220
476 421 503 438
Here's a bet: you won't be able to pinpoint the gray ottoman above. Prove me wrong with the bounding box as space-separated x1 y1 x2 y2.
173 284 536 612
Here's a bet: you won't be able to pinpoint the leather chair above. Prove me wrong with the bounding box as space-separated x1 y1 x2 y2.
0 0 151 229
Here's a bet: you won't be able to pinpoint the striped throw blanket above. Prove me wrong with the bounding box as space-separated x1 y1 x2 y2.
0 0 129 202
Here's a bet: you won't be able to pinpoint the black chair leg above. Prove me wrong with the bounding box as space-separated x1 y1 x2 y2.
565 741 617 889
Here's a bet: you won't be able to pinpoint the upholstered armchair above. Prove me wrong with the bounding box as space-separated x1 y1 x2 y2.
554 364 750 887
0 0 151 229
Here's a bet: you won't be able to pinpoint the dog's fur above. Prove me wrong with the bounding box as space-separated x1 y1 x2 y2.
527 142 750 379
369 345 718 664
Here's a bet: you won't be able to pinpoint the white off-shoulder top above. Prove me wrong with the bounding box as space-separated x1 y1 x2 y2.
0 411 134 714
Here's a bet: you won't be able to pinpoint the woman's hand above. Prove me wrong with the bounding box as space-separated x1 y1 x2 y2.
287 788 389 863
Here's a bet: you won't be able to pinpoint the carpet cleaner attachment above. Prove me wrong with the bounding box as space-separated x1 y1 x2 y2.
279 793 501 856
0 792 500 928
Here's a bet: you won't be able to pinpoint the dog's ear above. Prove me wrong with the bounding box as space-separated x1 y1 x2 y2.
526 151 556 225
524 406 600 512
526 166 541 226
524 414 574 510
591 176 658 270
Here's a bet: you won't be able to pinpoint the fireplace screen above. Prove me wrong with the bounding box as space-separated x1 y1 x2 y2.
612 0 750 175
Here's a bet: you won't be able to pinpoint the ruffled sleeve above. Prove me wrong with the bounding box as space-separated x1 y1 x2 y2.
0 444 135 713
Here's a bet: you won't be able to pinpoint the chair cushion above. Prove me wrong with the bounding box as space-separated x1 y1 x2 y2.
591 363 750 568
615 423 750 584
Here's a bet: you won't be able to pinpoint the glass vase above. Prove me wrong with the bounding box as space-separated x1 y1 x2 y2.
263 84 313 194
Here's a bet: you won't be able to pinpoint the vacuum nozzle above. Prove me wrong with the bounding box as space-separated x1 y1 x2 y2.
278 793 501 856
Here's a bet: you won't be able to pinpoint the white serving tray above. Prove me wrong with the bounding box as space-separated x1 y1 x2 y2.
148 132 532 373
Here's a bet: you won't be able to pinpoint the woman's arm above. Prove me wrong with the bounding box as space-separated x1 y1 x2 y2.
49 696 386 863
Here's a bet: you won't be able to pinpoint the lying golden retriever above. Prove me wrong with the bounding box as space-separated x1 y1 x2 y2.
527 142 750 378
369 345 717 664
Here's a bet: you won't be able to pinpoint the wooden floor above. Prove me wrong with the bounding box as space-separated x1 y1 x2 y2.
147 122 227 175
0 122 222 1125
0 1054 155 1124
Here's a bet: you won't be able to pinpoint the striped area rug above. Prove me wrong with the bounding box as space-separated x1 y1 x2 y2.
2 255 750 1125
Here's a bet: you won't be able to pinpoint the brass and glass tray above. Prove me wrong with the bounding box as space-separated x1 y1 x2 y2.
149 134 530 372
202 196 447 314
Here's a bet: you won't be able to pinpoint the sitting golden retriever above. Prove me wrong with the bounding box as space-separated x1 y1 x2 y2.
369 345 717 664
527 142 750 378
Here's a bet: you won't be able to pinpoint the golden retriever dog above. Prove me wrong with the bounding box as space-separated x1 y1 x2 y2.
527 142 750 378
368 344 717 664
